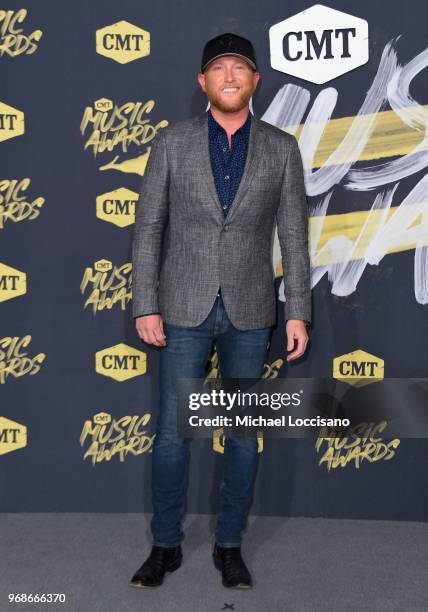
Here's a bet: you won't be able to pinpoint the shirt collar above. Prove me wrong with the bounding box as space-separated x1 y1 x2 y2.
207 108 251 140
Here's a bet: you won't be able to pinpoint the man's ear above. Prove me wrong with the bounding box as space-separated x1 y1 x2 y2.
197 73 206 93
253 72 261 88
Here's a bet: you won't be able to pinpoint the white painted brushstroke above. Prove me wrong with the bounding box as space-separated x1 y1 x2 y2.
262 84 310 133
347 44 428 190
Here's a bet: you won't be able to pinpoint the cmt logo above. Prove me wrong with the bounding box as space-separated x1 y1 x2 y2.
0 417 27 455
269 4 369 84
0 262 26 303
96 21 150 64
0 100 24 142
93 412 111 425
213 428 263 454
94 97 113 113
95 343 147 381
333 349 384 387
96 187 138 227
93 259 112 273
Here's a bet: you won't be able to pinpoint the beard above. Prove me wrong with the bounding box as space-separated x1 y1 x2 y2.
207 86 253 113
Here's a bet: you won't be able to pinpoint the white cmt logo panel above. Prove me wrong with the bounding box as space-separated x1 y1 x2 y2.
269 4 369 84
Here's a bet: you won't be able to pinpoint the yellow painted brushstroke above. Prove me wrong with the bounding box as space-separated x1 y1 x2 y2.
275 204 428 275
283 105 428 167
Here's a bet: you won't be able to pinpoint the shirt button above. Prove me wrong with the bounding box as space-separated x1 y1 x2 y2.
223 147 227 152
225 175 230 180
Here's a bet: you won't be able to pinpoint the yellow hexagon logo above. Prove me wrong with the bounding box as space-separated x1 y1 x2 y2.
96 21 150 64
0 417 27 455
94 259 113 272
0 262 27 303
96 187 138 228
333 349 384 387
95 342 147 381
93 412 112 425
94 98 113 112
213 428 263 454
0 101 25 143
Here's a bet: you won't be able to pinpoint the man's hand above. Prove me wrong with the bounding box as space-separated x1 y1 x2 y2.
286 319 309 361
135 314 166 347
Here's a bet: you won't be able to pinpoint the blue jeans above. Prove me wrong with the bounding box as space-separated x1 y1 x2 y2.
151 294 272 548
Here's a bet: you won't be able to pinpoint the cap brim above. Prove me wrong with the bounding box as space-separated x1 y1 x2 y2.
202 53 257 72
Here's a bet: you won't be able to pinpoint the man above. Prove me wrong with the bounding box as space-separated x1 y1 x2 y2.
130 33 311 589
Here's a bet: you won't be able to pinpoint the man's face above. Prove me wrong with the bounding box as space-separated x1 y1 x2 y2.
197 56 260 113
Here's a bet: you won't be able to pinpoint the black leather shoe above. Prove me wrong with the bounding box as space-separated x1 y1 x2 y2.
213 543 253 589
129 545 182 588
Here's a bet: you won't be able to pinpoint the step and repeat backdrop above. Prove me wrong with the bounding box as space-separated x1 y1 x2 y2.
1 1 428 519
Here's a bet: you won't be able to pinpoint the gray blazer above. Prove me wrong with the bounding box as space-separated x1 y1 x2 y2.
131 110 311 330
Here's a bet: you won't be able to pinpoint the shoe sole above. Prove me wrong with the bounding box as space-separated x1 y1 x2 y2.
129 557 182 588
213 554 253 589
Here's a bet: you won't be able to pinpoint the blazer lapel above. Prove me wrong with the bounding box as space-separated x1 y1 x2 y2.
195 110 266 225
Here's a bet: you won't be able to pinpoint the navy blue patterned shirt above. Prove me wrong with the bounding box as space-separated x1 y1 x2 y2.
207 108 251 217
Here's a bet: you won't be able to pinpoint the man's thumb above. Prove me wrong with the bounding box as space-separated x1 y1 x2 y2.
159 318 165 338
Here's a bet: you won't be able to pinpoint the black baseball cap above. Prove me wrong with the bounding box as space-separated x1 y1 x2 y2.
201 33 258 73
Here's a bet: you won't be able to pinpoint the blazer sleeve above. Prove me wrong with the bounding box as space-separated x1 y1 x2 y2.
275 135 312 326
131 128 169 318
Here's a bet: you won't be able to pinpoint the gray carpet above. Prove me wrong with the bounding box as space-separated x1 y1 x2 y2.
1 513 427 612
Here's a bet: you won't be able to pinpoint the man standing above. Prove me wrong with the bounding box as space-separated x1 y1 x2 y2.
130 33 311 589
